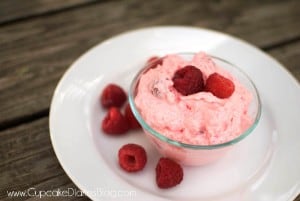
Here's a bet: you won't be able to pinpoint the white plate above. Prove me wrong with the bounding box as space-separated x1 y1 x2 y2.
49 26 300 201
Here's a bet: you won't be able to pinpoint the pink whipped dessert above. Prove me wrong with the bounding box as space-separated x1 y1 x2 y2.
134 52 253 145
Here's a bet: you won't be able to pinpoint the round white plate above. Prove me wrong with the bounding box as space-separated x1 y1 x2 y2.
49 26 300 201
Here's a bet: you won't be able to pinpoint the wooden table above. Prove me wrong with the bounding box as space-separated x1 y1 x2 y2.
0 1 299 200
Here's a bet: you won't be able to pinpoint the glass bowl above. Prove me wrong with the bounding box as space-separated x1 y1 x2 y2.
129 53 261 166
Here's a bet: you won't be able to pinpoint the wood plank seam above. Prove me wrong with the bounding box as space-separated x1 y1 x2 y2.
262 35 300 51
0 144 52 168
0 0 107 27
0 109 49 132
0 172 66 199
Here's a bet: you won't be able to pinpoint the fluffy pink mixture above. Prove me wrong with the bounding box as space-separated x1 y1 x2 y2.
135 52 253 145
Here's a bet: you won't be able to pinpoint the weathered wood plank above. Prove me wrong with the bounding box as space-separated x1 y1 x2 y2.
0 147 65 198
0 0 97 25
0 117 52 166
2 174 90 201
22 174 90 201
268 40 300 82
223 0 300 48
0 117 88 200
0 118 66 199
0 0 299 128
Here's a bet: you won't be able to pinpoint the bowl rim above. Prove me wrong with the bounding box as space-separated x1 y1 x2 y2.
129 52 262 150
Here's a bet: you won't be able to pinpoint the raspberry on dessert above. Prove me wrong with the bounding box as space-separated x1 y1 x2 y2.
205 73 235 99
172 65 204 96
125 103 141 129
118 144 147 172
156 157 183 188
102 107 129 135
146 56 163 67
147 56 161 63
144 56 164 73
101 84 127 108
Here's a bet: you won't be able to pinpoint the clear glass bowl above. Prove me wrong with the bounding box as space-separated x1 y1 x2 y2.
129 53 261 166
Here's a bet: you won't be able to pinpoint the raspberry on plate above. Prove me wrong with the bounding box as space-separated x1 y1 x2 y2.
102 107 129 135
118 144 147 172
172 65 204 96
156 157 183 188
205 73 235 99
125 103 141 129
101 83 127 108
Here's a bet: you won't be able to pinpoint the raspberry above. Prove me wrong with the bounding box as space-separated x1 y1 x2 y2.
144 56 163 72
118 144 147 172
125 103 141 129
102 107 129 135
101 84 127 108
156 158 183 188
172 65 204 96
147 56 160 63
205 73 235 99
146 56 163 68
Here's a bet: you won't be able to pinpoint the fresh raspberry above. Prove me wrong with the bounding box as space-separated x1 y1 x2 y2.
146 56 163 67
101 84 127 108
144 56 163 72
205 73 235 99
118 144 147 172
102 107 129 135
156 158 183 188
125 103 141 129
147 56 160 63
172 65 204 96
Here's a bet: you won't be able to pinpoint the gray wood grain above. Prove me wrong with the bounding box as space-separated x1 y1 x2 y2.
0 118 52 166
22 174 90 201
2 174 90 201
0 0 300 129
269 40 300 82
0 117 88 201
0 118 65 199
0 0 97 24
